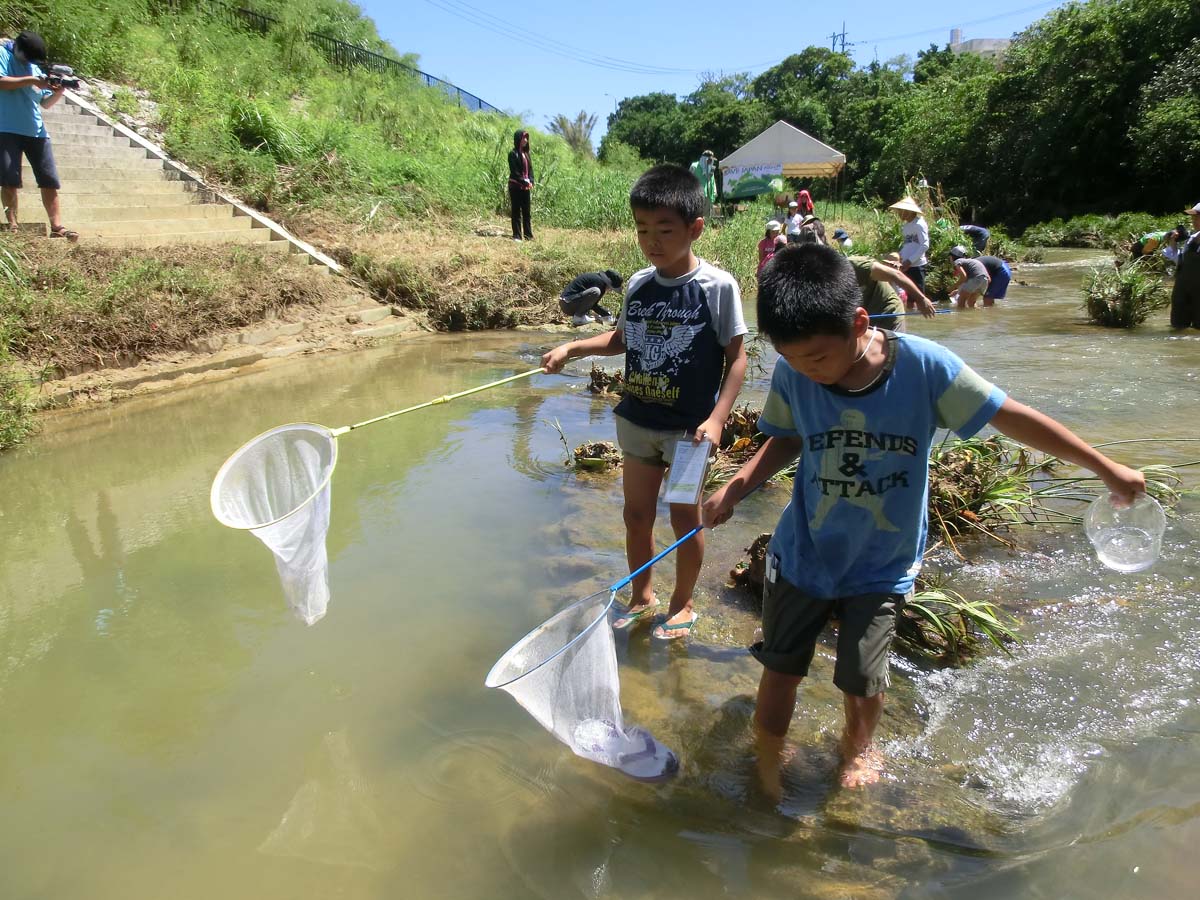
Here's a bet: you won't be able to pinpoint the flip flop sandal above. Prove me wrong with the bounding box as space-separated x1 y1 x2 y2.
49 225 79 242
652 611 698 641
612 598 660 630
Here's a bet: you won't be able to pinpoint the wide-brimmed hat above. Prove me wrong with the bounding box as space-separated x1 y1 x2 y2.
1186 202 1200 215
801 214 819 226
765 220 782 232
889 197 923 214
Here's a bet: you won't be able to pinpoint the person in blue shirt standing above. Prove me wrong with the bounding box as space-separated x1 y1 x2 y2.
702 244 1145 790
0 31 76 240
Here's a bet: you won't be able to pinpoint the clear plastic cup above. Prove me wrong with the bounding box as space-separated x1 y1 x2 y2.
1085 494 1166 573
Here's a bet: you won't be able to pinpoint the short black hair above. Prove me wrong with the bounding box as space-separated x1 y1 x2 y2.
757 244 861 342
603 269 623 290
629 165 705 223
15 31 47 64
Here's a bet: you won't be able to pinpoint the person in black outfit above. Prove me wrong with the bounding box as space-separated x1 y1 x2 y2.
1166 203 1200 329
559 269 623 326
508 129 533 241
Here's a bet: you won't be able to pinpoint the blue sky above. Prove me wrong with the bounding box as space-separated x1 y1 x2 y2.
358 0 1064 146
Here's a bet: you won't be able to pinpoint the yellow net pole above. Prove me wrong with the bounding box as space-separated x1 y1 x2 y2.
330 367 545 437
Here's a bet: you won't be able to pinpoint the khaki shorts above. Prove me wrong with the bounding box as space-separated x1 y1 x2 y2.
615 416 692 468
750 566 908 697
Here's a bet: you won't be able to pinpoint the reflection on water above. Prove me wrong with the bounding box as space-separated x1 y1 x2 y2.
1 257 1198 898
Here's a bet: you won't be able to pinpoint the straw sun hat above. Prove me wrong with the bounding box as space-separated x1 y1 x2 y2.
889 197 923 214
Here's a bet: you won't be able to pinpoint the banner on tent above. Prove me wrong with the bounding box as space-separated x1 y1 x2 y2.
721 164 783 200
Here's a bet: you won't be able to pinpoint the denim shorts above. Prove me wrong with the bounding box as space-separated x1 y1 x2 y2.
750 566 908 697
0 132 61 189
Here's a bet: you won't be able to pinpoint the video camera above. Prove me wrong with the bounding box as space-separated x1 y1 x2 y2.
45 64 81 90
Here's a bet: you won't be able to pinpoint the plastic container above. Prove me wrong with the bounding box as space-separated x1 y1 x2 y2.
1085 494 1166 574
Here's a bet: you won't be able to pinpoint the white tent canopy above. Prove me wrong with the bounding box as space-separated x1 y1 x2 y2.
719 120 846 178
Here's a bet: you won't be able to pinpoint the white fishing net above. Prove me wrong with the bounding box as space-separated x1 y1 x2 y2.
210 423 338 625
486 591 678 781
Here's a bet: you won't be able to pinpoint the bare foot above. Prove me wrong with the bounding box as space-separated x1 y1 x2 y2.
838 744 884 789
754 726 795 804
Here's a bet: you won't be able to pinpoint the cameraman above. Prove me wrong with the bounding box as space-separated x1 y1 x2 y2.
1 31 77 241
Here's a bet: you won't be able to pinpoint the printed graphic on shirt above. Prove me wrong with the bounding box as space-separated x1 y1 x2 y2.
808 408 905 532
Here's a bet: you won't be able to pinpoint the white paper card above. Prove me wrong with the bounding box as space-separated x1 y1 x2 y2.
664 439 711 505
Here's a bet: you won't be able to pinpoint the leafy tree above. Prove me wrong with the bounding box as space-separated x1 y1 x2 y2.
1132 38 1200 206
548 110 598 158
600 92 685 164
972 0 1200 222
679 77 763 162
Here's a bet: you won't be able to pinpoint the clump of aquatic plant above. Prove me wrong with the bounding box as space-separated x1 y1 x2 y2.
1082 258 1169 328
728 533 771 591
927 436 1042 550
587 363 624 396
573 440 621 471
705 404 778 489
896 583 1021 668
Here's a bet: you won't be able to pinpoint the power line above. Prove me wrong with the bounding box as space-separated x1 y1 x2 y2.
417 0 698 77
850 1 1060 47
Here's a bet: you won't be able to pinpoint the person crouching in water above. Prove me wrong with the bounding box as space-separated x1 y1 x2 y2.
560 269 623 326
702 243 1145 789
947 245 991 309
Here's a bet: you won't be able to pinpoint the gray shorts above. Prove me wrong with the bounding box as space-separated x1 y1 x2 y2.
960 275 989 296
558 286 603 316
615 416 691 468
0 132 60 189
750 565 908 697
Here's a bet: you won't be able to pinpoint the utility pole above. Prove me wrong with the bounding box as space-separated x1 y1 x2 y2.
829 22 848 53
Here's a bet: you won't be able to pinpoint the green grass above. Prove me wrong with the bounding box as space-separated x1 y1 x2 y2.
1023 212 1183 249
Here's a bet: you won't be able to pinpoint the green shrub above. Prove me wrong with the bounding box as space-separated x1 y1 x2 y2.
1082 258 1169 327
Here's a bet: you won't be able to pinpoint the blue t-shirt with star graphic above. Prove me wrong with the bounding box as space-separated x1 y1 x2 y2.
615 259 747 431
758 330 1006 598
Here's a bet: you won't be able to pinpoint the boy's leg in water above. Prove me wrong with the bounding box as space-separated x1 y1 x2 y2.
839 692 885 788
754 668 803 802
622 457 667 610
664 501 702 625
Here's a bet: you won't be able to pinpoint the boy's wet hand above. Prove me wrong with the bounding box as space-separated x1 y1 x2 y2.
1103 463 1146 508
701 489 735 528
541 346 569 374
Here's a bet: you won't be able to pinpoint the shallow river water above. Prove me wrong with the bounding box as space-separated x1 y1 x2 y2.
1 251 1198 898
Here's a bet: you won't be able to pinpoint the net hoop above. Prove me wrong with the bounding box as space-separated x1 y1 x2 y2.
484 590 615 691
210 422 339 531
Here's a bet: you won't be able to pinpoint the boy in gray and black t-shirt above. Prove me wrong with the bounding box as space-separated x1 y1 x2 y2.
543 165 748 642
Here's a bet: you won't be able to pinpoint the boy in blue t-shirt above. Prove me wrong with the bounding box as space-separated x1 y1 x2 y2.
0 31 77 240
543 165 748 640
702 244 1145 788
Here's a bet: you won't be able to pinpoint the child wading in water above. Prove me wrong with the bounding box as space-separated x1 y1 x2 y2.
543 165 748 640
702 244 1145 788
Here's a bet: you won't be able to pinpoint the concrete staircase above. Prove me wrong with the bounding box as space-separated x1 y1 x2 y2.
16 97 322 263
